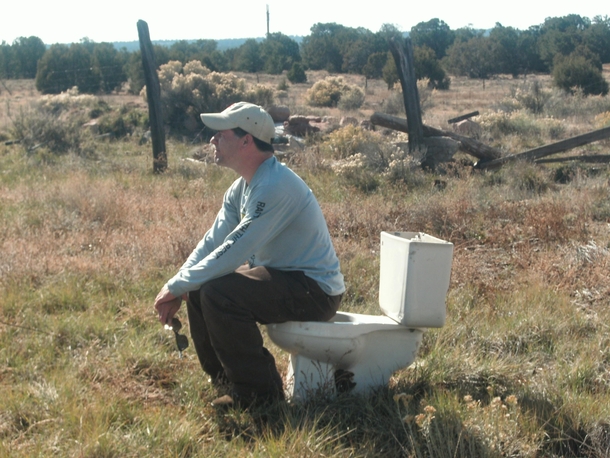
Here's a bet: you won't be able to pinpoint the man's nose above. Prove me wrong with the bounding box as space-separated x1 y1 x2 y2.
210 134 219 145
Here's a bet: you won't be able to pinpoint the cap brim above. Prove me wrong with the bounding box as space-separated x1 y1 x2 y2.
200 113 238 131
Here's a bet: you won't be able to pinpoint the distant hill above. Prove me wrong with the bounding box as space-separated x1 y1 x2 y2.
113 36 304 52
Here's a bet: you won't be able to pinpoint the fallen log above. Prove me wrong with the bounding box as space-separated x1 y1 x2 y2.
448 111 479 124
474 126 610 170
370 112 502 161
536 154 610 164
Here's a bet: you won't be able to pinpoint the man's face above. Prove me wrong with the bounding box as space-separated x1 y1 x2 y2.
210 129 243 167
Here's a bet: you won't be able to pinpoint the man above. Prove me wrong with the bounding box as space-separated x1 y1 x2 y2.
154 102 345 408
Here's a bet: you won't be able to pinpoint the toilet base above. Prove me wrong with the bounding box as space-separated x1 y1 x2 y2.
285 355 336 401
284 329 424 402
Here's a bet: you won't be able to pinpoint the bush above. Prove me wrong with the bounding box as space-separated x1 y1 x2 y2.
552 54 609 96
478 111 564 143
97 105 148 139
306 77 364 109
322 125 424 189
322 124 381 160
11 109 83 155
594 111 610 128
337 86 365 111
286 62 307 84
497 80 552 114
543 87 610 119
152 60 274 136
10 87 107 155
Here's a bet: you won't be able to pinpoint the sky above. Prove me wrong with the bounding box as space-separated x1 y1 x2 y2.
1 0 607 45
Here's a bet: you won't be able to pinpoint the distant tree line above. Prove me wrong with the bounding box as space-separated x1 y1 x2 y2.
1 14 609 96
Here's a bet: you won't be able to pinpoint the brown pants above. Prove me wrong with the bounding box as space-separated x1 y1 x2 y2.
186 265 341 399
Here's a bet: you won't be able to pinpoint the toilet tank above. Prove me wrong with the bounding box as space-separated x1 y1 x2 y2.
379 231 453 328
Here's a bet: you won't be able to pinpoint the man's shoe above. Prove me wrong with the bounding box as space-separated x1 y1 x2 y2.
211 394 236 408
211 391 284 410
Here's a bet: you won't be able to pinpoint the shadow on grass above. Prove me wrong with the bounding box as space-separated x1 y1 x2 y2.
209 385 493 457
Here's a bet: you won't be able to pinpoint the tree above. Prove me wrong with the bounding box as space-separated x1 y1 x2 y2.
301 23 345 72
0 41 12 78
36 42 102 94
413 45 450 89
36 44 72 93
11 36 46 78
410 19 455 59
260 33 301 74
443 36 495 79
552 52 609 95
363 52 388 79
537 15 590 69
92 42 127 93
376 23 404 44
453 27 482 44
488 23 522 76
382 52 398 89
287 62 307 83
584 16 610 63
233 39 263 73
517 27 547 74
68 42 101 94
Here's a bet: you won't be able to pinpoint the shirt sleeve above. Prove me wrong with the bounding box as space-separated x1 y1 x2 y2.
177 184 241 272
165 181 298 297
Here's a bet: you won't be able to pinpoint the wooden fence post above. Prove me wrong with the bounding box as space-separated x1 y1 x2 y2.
388 37 424 154
137 20 167 173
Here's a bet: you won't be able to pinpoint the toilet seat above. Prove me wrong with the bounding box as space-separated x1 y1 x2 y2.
268 311 407 340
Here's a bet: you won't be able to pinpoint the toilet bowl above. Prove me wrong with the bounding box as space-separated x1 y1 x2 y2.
266 231 453 401
267 311 423 400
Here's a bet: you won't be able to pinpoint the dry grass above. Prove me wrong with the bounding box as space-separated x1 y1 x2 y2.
1 67 610 457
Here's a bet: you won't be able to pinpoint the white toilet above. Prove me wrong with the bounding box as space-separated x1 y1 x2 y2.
267 231 454 401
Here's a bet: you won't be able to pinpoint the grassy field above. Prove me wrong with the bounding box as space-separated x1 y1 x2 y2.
1 68 610 457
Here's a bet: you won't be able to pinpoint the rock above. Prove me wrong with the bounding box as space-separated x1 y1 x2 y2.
283 115 320 136
452 119 482 138
267 105 290 123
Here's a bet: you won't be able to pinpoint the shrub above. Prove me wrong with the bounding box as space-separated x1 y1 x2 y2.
322 124 381 160
38 87 102 115
306 77 345 107
382 54 398 89
277 77 289 91
97 105 148 139
286 62 307 84
330 153 380 192
498 80 552 114
306 77 364 109
483 162 553 196
11 109 83 155
543 87 610 119
478 111 564 144
594 111 610 128
552 54 609 96
152 60 275 136
337 86 365 111
322 126 424 189
9 87 106 155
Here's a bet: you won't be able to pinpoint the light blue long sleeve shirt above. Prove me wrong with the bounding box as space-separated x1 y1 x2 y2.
166 156 345 298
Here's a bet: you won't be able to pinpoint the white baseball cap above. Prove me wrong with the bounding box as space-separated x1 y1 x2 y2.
200 102 275 145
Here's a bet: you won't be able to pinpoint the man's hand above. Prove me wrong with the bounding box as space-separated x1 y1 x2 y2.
154 284 182 326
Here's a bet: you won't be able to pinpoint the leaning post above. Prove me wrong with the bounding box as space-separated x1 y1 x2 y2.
137 19 167 173
388 37 424 154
